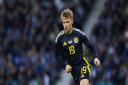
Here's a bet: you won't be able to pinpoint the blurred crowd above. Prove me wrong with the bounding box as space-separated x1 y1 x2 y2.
91 0 128 85
1 0 127 85
1 0 95 85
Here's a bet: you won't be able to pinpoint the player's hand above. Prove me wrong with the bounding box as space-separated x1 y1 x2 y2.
94 58 100 67
65 65 72 73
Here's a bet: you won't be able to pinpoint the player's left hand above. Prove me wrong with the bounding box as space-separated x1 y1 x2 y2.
94 58 100 67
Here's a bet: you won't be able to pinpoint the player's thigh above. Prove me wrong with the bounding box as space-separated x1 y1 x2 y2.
80 79 89 85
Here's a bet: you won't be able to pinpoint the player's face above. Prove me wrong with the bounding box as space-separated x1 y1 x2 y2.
61 17 73 33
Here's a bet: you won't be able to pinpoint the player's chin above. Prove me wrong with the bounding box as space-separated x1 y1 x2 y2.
65 29 68 32
66 70 71 73
65 28 69 32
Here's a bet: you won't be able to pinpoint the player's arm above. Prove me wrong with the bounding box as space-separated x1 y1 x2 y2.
80 32 100 66
55 42 72 72
55 36 72 72
55 41 67 69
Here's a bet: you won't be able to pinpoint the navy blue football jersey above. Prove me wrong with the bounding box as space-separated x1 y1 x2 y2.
55 28 99 68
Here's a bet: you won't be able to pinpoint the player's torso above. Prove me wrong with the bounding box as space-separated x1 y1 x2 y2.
59 30 85 66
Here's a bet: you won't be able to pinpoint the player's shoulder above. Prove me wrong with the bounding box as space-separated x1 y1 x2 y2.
73 28 86 36
55 30 64 43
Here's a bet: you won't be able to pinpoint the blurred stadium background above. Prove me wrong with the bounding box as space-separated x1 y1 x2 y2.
0 0 128 85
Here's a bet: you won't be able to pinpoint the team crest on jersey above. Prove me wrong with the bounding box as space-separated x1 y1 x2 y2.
74 37 78 43
63 42 67 46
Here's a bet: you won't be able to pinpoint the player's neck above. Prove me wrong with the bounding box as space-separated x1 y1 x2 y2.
65 27 73 34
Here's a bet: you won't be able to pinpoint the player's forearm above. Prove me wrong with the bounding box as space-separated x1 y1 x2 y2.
55 45 67 69
90 46 100 59
89 45 101 66
82 35 100 59
55 54 66 68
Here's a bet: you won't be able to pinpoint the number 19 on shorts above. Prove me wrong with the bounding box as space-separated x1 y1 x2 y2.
69 46 75 55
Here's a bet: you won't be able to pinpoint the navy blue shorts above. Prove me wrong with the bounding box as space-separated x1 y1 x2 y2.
70 56 91 85
71 64 91 85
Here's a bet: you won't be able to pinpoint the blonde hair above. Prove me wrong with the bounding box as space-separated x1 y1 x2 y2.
61 8 73 19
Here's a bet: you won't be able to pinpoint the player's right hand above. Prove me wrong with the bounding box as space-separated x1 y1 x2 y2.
65 65 72 73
